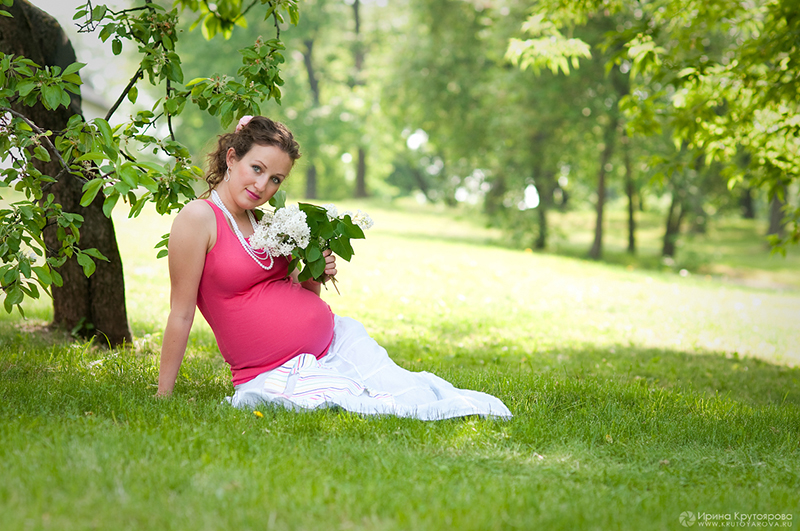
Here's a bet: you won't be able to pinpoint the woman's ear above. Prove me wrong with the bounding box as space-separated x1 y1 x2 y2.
225 147 237 170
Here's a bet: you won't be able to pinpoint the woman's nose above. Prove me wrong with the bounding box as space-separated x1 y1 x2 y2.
253 174 268 191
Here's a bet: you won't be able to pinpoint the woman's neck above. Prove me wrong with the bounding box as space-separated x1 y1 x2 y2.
211 188 252 234
213 186 246 216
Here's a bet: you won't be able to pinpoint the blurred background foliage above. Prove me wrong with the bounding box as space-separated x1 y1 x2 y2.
50 0 800 264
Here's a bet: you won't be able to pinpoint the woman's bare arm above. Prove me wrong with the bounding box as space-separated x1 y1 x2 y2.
157 201 215 396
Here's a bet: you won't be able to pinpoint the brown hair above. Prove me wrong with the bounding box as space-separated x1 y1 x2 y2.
202 116 301 196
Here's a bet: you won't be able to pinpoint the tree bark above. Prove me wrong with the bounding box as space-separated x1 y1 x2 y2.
588 115 619 260
741 186 756 219
535 194 548 250
305 164 318 200
0 0 131 345
662 190 686 257
302 38 322 200
354 146 368 198
350 1 369 198
768 188 787 238
411 167 431 200
623 134 636 254
484 172 506 217
302 39 320 106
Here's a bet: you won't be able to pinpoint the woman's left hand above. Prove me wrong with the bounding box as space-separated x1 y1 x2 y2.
322 249 337 278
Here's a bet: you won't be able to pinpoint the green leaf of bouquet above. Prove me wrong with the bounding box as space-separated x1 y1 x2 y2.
306 245 322 262
319 224 334 240
329 237 353 262
343 221 365 239
297 265 312 283
309 256 325 279
287 256 300 274
269 190 286 209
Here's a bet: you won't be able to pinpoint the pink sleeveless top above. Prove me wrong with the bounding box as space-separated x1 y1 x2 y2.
196 200 335 385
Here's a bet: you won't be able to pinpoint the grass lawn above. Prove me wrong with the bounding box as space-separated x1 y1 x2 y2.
0 198 798 530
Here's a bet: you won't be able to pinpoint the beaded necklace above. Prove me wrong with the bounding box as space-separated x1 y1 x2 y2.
210 189 274 270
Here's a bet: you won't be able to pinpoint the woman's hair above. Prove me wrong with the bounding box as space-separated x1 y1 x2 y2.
203 116 301 195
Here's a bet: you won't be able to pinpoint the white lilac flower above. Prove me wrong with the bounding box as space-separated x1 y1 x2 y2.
351 209 374 230
250 205 310 257
322 203 338 221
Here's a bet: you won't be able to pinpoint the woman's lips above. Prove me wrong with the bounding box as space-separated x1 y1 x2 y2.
246 189 260 201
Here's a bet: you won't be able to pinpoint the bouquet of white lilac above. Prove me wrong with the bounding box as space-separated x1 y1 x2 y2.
250 191 373 292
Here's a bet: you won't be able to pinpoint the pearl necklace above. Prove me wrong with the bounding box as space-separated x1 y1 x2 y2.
211 189 274 270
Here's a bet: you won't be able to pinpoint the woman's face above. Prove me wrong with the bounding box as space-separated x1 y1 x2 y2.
224 144 293 211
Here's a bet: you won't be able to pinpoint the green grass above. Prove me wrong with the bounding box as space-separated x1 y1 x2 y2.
0 199 798 530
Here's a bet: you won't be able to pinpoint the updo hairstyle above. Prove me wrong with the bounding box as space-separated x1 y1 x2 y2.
203 116 301 195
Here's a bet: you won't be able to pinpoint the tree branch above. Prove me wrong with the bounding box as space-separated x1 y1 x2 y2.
166 80 176 142
237 0 261 22
0 106 88 185
105 67 144 122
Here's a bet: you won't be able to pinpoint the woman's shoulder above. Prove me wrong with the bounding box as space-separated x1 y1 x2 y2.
172 198 217 227
170 199 218 251
179 198 215 217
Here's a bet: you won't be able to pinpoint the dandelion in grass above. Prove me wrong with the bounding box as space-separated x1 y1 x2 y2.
253 410 264 418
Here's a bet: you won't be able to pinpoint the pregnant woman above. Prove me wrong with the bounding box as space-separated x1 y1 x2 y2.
156 115 511 420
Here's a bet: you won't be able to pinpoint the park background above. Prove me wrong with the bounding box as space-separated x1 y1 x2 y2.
1 0 799 529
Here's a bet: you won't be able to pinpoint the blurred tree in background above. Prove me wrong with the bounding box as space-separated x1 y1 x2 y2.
1 0 797 335
506 0 800 251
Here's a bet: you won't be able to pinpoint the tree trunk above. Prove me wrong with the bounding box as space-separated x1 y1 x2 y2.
302 38 322 200
623 134 636 254
768 189 787 238
411 168 431 200
350 1 369 198
662 191 686 257
302 39 320 106
484 172 506 217
305 164 318 200
535 197 548 250
741 186 756 219
1 0 131 345
354 146 368 198
351 0 364 76
588 115 619 260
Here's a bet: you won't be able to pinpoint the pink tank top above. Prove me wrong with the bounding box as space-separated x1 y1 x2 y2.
196 200 335 385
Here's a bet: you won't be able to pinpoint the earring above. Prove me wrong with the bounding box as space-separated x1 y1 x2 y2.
225 168 231 182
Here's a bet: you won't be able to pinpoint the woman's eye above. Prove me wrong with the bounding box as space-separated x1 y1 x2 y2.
252 165 261 173
272 177 281 185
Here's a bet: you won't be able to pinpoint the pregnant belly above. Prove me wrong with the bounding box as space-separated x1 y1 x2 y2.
214 280 335 376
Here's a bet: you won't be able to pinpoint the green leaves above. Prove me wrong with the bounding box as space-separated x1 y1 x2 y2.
3 58 85 111
506 14 592 76
0 0 299 313
286 202 370 285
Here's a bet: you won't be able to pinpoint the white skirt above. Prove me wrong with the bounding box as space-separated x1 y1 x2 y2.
226 316 513 420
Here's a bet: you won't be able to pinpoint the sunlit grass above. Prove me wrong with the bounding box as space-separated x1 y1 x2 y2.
0 198 798 530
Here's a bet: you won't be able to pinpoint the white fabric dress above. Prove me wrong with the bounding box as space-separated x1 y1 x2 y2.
227 316 513 420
